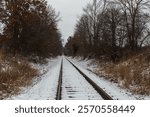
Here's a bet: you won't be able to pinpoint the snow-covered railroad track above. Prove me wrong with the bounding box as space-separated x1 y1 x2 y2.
56 59 63 100
56 57 113 100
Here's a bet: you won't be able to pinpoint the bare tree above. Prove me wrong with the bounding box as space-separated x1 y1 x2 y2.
102 2 123 61
65 0 150 61
117 0 150 50
83 0 107 47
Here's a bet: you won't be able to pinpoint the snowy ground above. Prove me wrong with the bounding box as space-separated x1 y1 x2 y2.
69 57 150 100
10 57 62 100
62 58 102 100
10 56 102 100
0 22 4 34
8 56 150 100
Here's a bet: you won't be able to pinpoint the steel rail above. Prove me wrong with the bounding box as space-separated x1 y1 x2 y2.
55 58 63 100
66 58 113 100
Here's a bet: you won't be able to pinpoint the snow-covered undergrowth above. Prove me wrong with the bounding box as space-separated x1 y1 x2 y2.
93 49 150 96
0 51 38 99
70 53 150 99
10 57 62 100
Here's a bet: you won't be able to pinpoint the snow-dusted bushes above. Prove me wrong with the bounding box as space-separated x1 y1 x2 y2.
95 48 150 95
0 51 38 99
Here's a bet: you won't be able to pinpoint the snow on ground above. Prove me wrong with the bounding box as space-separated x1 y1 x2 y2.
9 56 62 100
8 55 149 100
68 57 150 100
62 58 103 100
0 22 5 34
10 56 103 100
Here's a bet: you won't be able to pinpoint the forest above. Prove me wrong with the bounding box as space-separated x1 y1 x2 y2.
0 0 62 99
65 0 150 95
65 0 150 61
0 0 62 58
0 0 150 99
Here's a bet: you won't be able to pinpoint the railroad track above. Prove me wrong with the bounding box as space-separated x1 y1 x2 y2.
56 59 63 100
56 57 113 100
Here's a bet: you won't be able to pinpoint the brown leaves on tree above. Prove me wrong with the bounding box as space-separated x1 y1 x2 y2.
0 0 62 58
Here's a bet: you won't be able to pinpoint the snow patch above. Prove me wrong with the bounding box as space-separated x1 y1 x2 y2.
9 57 62 100
0 22 5 34
69 57 150 100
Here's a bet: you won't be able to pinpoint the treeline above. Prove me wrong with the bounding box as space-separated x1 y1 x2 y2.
0 0 62 58
65 0 150 62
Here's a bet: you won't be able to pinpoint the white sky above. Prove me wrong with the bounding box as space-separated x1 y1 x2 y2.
47 0 91 43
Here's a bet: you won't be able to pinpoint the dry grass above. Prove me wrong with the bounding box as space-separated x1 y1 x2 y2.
94 48 150 95
0 51 38 99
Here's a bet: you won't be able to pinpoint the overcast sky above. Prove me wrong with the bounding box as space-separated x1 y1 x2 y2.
47 0 91 43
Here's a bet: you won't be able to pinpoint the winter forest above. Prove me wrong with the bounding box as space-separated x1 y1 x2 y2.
65 0 150 60
0 0 150 100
